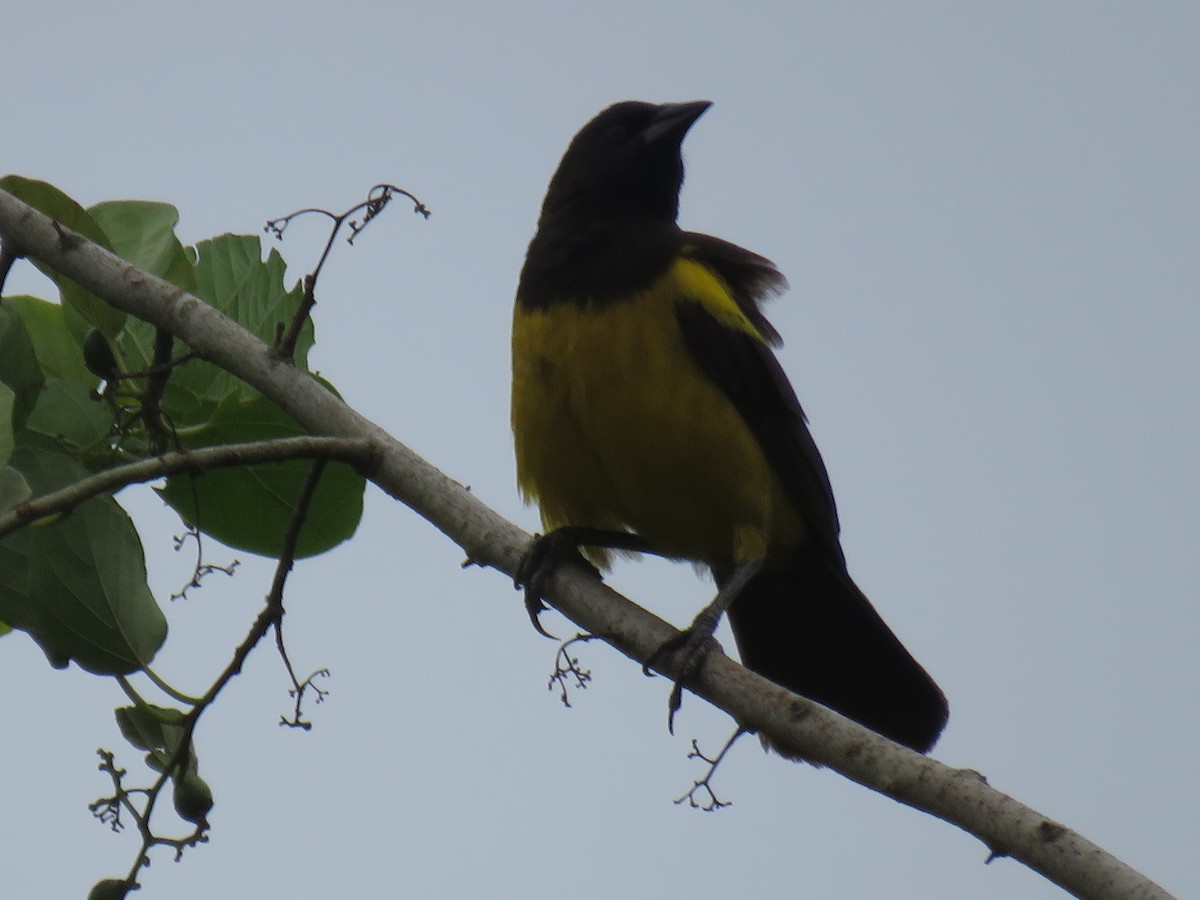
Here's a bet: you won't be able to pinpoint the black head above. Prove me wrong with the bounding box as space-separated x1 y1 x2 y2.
538 100 712 228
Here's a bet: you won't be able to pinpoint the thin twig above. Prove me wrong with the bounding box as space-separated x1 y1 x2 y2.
266 460 332 729
548 633 601 707
103 455 333 888
0 239 20 295
265 184 430 361
140 327 177 453
675 730 745 811
0 435 379 540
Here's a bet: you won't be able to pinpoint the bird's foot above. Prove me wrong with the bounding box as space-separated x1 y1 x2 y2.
514 531 601 638
644 604 725 733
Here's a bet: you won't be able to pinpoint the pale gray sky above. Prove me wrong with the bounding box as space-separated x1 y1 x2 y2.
4 3 1198 897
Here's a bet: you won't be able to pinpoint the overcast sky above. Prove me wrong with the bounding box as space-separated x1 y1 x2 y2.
4 3 1197 898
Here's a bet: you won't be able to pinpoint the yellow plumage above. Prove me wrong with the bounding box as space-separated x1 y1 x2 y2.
512 256 802 573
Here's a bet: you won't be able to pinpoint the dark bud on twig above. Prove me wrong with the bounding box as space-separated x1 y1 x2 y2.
83 328 119 382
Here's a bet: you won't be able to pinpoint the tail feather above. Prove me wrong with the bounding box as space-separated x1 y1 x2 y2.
725 547 948 752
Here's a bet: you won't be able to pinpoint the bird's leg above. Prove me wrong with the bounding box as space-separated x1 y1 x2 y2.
515 527 658 637
645 558 764 732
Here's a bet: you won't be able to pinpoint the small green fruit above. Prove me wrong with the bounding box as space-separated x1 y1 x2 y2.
87 877 132 900
172 768 214 826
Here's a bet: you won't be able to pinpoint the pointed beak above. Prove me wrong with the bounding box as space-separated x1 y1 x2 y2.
641 100 712 145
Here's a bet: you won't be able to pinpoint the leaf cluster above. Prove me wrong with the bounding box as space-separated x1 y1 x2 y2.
0 175 375 893
0 175 365 675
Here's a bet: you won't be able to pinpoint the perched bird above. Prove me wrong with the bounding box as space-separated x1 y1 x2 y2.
511 100 948 752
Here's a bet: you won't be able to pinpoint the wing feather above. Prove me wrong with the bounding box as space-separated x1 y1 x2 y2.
675 236 847 567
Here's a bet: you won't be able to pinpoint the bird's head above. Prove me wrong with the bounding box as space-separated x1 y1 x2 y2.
539 100 712 227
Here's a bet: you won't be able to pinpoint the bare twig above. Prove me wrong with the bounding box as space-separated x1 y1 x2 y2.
95 454 333 889
264 184 430 361
264 459 331 729
548 633 601 707
139 327 177 453
675 731 744 811
169 525 239 602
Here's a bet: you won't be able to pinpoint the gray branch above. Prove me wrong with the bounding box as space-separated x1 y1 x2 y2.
0 436 378 540
0 187 1174 900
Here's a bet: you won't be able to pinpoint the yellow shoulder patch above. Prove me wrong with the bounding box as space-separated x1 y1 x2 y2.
667 256 767 342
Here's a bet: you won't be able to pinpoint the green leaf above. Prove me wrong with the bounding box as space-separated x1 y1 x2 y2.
195 234 306 350
0 466 33 512
171 234 310 403
104 233 310 430
88 201 197 293
90 201 199 379
0 383 13 466
0 301 45 426
115 702 188 772
3 301 118 464
115 702 210 834
25 380 113 454
0 176 125 339
0 447 166 673
4 295 94 386
158 393 364 558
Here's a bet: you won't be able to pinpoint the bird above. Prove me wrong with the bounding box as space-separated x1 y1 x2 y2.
511 100 948 753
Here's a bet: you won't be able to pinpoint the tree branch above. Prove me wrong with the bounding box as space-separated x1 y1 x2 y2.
0 436 379 540
0 187 1174 900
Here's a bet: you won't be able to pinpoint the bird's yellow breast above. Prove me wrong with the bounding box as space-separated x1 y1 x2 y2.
512 258 801 571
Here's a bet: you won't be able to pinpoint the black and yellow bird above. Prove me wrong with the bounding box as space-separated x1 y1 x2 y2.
512 100 948 752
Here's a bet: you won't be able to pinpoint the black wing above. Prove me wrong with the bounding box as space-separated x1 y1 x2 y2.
676 234 847 569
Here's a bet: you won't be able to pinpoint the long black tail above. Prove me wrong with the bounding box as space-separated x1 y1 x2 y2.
725 546 948 752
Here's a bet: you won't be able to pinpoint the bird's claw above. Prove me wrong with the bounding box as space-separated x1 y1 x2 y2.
644 624 723 734
524 591 555 639
515 531 602 640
